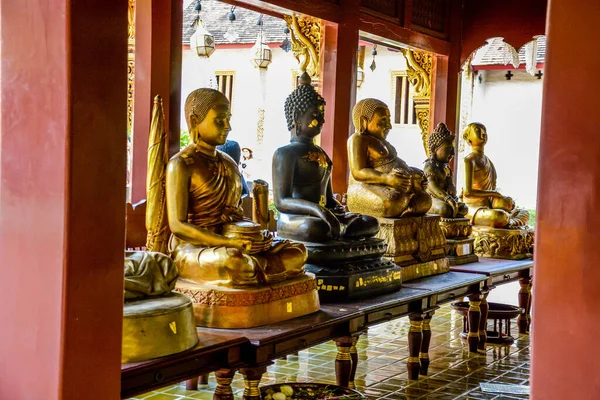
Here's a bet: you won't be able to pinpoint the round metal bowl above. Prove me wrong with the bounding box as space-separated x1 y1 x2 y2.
261 383 365 399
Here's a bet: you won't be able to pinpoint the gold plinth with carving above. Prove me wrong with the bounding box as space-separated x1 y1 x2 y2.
175 274 320 328
472 226 534 260
440 217 478 265
122 292 198 363
376 215 449 281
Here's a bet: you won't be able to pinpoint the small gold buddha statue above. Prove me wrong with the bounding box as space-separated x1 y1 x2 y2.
165 88 319 327
425 123 477 265
347 98 432 218
461 122 533 259
346 98 448 280
272 74 402 300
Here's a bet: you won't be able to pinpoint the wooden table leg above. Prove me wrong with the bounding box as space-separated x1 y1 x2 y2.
348 333 362 389
240 366 267 400
185 377 199 390
199 373 210 385
468 294 481 353
213 369 235 400
420 311 434 376
334 336 353 387
408 313 424 380
478 292 489 353
518 277 532 334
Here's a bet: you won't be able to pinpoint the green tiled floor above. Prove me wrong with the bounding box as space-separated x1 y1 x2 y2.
130 282 530 399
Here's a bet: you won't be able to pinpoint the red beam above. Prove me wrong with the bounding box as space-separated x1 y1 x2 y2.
224 0 341 22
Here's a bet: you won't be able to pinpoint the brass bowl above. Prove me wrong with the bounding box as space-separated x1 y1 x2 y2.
222 221 272 254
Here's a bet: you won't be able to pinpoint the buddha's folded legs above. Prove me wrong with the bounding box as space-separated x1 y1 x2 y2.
471 208 511 228
347 183 412 218
338 214 379 239
404 191 433 216
429 197 468 218
255 241 307 281
172 242 262 287
278 213 333 242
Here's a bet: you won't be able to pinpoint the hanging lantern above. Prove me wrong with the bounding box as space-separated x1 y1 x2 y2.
250 29 272 69
190 19 215 58
356 67 365 88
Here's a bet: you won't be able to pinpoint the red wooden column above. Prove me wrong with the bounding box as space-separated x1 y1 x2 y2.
319 0 360 194
131 0 183 203
0 0 126 398
531 0 600 398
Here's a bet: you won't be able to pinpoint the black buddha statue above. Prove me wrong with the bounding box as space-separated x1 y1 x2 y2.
273 73 379 242
272 73 402 301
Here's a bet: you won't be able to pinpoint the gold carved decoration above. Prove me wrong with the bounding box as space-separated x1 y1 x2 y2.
284 14 321 77
358 46 366 70
472 226 534 260
127 0 136 132
401 49 433 154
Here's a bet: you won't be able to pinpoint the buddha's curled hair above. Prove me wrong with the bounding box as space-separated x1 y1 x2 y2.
184 88 230 130
428 122 455 156
352 98 388 133
284 73 325 131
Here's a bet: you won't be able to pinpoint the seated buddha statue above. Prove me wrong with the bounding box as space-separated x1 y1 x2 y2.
272 73 401 301
346 98 448 280
165 88 308 288
273 73 379 243
424 123 468 219
347 98 431 217
462 122 529 228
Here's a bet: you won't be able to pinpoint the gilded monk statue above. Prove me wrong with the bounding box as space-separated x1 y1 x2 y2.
272 73 379 243
347 98 432 217
424 123 468 218
166 88 306 287
462 122 530 228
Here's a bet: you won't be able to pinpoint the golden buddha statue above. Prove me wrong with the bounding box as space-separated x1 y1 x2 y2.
165 88 319 327
461 122 533 259
347 98 431 217
347 98 448 280
272 74 402 300
425 123 477 265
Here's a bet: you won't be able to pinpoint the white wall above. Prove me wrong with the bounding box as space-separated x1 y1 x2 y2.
456 69 543 209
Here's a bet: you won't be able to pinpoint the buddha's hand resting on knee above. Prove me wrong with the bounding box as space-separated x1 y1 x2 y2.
386 170 412 193
319 208 342 240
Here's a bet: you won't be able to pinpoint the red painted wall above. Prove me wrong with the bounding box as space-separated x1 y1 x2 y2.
0 0 127 398
461 0 547 64
532 0 600 398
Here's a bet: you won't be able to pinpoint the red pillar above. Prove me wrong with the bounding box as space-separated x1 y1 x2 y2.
531 0 600 398
131 0 182 203
320 0 360 194
0 0 126 398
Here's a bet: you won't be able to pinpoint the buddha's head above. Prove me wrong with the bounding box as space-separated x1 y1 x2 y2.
462 122 488 149
429 123 455 163
184 88 231 147
284 72 326 139
352 98 392 139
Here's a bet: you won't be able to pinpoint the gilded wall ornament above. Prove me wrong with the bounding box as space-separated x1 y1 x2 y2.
283 14 321 77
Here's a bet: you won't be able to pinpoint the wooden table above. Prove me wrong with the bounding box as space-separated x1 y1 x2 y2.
120 269 494 399
450 258 534 349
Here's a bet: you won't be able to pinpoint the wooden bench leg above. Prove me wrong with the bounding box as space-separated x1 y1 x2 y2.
334 336 353 387
478 292 489 353
348 333 362 389
240 366 267 400
420 311 435 376
518 277 532 334
213 369 235 400
185 377 199 390
468 294 481 353
199 373 210 385
408 313 424 380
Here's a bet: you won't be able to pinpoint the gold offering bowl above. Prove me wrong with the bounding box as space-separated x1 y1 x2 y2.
222 221 273 254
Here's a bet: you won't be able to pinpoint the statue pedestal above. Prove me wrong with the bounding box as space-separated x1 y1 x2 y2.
175 275 320 328
440 217 478 265
122 292 198 363
472 226 534 260
376 215 449 281
302 237 402 302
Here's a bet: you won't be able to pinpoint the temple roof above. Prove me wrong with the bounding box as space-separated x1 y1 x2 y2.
472 36 546 66
183 0 287 45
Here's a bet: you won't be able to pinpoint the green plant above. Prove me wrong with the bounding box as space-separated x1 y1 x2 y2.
268 201 280 220
180 129 191 149
527 208 536 228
